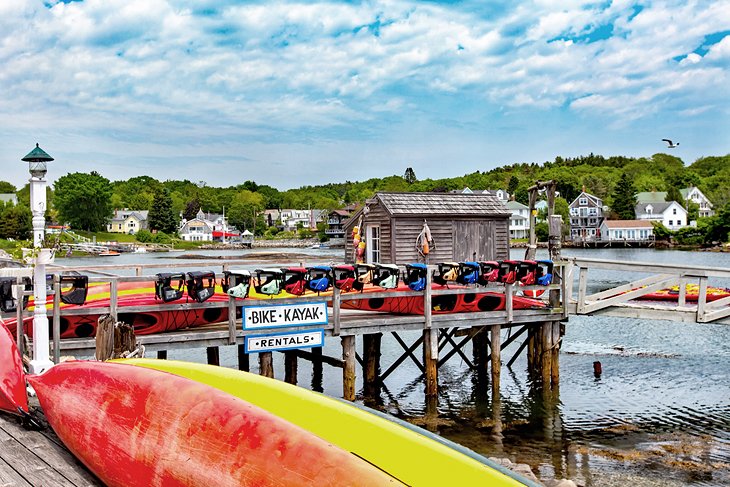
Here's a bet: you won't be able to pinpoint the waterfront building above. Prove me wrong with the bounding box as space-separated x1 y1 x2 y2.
178 209 213 241
569 191 605 241
326 209 352 238
635 187 714 218
634 201 688 231
106 209 149 235
599 220 655 242
503 200 529 240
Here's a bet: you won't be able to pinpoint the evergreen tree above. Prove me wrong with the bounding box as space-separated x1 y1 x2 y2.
148 188 178 234
183 197 201 221
507 175 519 195
666 186 683 204
403 167 417 184
611 172 637 219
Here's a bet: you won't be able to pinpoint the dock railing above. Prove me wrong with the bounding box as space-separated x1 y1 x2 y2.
7 259 569 361
569 257 730 323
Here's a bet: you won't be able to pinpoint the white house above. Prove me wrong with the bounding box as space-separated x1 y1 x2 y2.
107 210 149 235
504 200 529 239
178 209 213 241
634 201 688 231
681 186 714 217
599 220 654 242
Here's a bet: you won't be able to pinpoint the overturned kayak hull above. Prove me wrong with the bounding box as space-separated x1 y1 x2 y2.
28 361 402 487
123 358 534 487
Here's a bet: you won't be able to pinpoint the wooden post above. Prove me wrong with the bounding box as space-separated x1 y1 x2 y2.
332 286 341 336
311 346 324 392
15 284 24 359
551 321 560 386
206 346 220 366
109 279 118 322
490 324 501 399
95 315 137 361
472 327 489 379
678 276 688 307
363 333 382 398
259 352 274 378
423 328 438 398
342 335 356 401
227 294 237 345
541 322 552 386
52 277 61 364
577 267 588 313
237 344 249 371
284 351 298 385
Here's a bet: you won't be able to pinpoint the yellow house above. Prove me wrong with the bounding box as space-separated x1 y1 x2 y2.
107 210 149 235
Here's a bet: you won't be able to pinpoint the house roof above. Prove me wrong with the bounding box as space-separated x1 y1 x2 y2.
635 201 685 214
570 192 602 208
331 209 351 217
110 210 148 222
635 191 667 203
504 200 529 210
602 220 654 229
373 192 511 216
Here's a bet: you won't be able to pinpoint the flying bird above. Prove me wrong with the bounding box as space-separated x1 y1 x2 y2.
662 139 679 148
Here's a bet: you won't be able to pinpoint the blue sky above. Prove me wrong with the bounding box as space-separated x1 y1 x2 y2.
1 0 728 189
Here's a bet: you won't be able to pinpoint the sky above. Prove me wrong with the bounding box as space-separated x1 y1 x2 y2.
1 0 728 190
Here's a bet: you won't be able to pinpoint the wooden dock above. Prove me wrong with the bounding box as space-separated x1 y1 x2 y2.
0 410 99 487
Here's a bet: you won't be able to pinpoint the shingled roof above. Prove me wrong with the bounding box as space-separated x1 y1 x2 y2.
372 192 510 216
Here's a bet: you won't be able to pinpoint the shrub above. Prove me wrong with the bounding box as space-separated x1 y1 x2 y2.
136 230 153 243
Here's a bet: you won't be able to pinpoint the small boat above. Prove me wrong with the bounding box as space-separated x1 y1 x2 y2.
124 358 533 486
98 250 120 257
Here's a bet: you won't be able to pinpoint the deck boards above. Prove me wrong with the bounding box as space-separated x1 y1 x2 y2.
0 411 100 487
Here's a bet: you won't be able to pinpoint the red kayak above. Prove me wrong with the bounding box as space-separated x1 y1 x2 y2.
340 284 546 314
27 361 402 487
640 284 730 302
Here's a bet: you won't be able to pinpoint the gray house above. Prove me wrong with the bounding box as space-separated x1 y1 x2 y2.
343 192 511 264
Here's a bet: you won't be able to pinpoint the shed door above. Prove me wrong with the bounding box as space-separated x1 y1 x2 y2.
453 221 494 261
367 225 381 263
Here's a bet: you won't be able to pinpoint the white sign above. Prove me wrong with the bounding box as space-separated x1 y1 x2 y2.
242 302 328 330
245 330 324 353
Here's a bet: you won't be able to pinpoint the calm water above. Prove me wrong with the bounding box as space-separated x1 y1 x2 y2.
56 247 730 486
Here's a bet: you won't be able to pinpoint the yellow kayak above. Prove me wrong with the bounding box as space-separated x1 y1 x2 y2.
121 358 534 486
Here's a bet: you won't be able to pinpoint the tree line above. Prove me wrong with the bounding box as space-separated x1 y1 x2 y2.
1 152 729 243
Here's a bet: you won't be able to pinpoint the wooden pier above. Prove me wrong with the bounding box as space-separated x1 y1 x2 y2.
0 410 100 486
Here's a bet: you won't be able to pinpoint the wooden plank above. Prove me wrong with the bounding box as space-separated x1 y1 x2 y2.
580 276 677 314
576 267 588 314
585 274 673 302
678 277 688 307
0 454 33 487
571 257 730 278
227 295 236 345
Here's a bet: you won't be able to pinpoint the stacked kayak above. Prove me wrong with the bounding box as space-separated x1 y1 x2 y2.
639 283 730 302
2 260 552 339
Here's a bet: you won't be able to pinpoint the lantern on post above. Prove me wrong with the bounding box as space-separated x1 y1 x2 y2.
21 143 55 374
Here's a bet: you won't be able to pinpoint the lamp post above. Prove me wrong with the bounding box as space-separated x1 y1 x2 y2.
22 143 55 374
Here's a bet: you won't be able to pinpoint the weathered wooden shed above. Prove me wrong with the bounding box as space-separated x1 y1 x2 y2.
343 192 511 264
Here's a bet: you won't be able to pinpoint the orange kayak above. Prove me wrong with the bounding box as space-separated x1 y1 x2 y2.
28 361 403 487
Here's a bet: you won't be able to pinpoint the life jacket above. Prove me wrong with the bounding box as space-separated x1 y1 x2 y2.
373 264 400 289
306 266 332 293
0 277 29 313
255 268 284 296
333 265 356 292
222 270 251 299
353 264 376 291
516 260 538 286
155 272 186 303
186 271 216 303
478 261 500 285
283 267 307 296
536 260 554 286
498 260 520 284
59 275 89 305
456 262 480 285
433 262 459 286
404 263 428 291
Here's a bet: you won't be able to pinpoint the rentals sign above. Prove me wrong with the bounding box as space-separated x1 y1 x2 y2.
242 302 328 329
245 330 324 353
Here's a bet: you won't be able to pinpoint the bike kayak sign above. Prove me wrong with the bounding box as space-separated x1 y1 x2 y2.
242 302 328 330
245 330 325 353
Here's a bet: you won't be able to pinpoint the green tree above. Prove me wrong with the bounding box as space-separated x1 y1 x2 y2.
507 175 520 195
610 172 637 219
403 167 417 184
0 203 31 239
148 188 178 234
228 190 265 234
183 197 201 221
687 201 700 222
666 186 683 204
53 172 113 231
0 181 16 193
